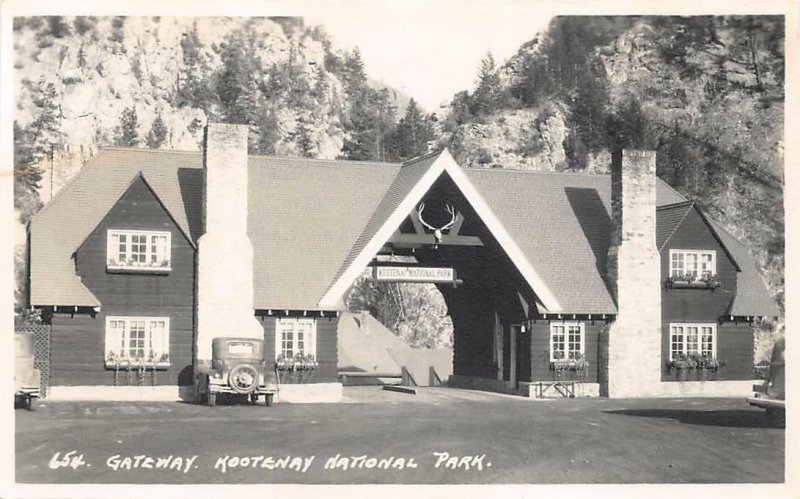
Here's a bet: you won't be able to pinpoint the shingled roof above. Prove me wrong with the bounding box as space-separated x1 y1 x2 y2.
706 219 780 317
656 200 695 249
28 147 777 318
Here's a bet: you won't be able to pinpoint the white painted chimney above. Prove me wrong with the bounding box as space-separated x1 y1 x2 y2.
602 149 662 397
195 124 262 370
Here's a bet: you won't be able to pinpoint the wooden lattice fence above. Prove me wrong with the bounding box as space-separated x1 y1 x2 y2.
16 324 51 398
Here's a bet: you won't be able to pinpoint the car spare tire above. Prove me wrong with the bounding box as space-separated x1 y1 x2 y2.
229 364 259 394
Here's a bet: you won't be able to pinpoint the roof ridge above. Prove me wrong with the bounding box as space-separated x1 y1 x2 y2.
401 148 445 167
249 154 401 168
656 199 695 211
102 147 405 168
465 167 611 177
101 146 202 155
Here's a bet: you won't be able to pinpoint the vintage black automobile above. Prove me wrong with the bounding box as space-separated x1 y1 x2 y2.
748 337 785 427
195 337 279 407
15 334 41 411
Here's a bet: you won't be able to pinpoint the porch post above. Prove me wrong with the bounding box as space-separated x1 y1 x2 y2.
509 324 517 389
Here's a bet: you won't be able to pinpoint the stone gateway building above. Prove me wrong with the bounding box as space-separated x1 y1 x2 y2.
27 124 778 402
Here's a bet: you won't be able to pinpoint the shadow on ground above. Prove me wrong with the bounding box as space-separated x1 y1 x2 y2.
604 408 775 428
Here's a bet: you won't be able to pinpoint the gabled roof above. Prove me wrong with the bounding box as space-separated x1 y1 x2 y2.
462 168 686 314
707 219 780 318
656 200 741 271
28 148 204 307
28 147 776 318
318 149 563 312
248 154 399 310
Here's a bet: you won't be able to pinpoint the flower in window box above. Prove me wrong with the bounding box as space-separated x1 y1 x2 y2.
275 354 318 384
106 351 120 365
666 274 696 288
294 353 318 371
550 353 588 378
699 274 721 289
695 354 725 370
666 353 694 371
276 354 299 371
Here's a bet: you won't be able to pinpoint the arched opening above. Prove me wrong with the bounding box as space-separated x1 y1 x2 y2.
336 169 538 391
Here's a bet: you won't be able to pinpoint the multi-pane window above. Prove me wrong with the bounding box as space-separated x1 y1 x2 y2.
107 230 171 270
669 323 716 360
550 321 585 361
669 250 716 278
276 318 316 360
105 316 170 365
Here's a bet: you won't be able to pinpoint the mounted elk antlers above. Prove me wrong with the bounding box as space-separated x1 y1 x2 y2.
417 202 457 247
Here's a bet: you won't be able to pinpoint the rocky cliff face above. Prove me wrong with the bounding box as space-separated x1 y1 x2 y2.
13 17 356 201
437 17 784 358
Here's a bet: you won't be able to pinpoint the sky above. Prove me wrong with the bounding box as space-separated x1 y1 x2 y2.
305 2 553 111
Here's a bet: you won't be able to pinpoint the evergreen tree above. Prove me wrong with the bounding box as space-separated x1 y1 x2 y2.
145 113 168 148
216 37 245 122
568 59 610 154
390 98 435 161
471 52 503 116
14 81 63 222
342 47 367 93
24 81 63 167
176 23 216 111
116 107 139 147
340 87 397 161
216 32 261 125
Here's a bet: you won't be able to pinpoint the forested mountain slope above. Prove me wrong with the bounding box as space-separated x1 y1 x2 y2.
441 16 784 321
13 16 423 220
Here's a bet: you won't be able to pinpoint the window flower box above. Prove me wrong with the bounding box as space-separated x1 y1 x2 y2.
105 351 170 370
665 274 720 289
666 353 725 380
550 353 588 381
275 353 318 384
107 258 172 273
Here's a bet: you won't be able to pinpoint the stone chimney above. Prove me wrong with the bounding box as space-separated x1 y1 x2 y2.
195 124 262 371
602 149 662 397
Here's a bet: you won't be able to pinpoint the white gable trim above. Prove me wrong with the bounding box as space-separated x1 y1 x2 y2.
318 150 561 312
318 155 447 308
440 151 560 312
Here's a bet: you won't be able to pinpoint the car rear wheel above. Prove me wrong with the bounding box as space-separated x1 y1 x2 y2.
229 364 259 394
207 393 216 407
265 394 274 407
25 396 37 411
766 407 785 428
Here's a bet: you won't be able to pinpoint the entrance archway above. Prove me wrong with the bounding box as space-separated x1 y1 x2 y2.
335 162 541 392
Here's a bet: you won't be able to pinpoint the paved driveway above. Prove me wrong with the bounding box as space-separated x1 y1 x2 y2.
15 387 784 484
